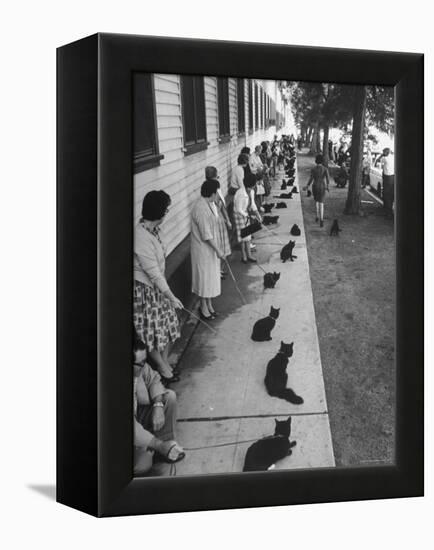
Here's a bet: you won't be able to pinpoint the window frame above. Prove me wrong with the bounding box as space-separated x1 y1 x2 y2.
217 77 231 143
254 83 259 130
237 78 245 136
180 75 208 157
133 73 164 174
248 80 254 134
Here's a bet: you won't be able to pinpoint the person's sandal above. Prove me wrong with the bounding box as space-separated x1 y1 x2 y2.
158 441 186 464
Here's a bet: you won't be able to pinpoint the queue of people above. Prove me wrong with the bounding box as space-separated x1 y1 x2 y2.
132 134 294 476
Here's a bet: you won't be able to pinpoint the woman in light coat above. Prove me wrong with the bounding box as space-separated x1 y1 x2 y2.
191 179 225 320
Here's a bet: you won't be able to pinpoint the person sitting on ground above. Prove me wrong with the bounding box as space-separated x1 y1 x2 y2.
334 164 349 188
233 172 262 263
304 154 330 228
134 190 183 384
133 335 185 476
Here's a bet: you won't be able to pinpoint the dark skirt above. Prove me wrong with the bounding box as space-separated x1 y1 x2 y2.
312 181 326 203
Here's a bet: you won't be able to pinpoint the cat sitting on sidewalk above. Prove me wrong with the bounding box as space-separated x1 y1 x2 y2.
264 342 304 405
243 416 296 472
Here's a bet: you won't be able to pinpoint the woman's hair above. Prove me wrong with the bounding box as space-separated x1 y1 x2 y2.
201 179 219 197
141 190 171 221
237 153 249 165
244 173 257 189
240 146 250 155
315 154 324 165
205 165 218 180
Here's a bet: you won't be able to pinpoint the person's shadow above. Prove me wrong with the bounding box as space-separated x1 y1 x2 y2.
27 484 56 501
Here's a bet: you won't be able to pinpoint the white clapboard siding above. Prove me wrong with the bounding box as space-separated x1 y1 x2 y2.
134 76 289 256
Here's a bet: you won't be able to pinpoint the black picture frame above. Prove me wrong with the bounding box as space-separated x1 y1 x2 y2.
57 33 424 517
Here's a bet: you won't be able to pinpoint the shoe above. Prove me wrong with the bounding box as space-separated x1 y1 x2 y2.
247 257 257 263
160 374 180 385
157 441 186 464
241 258 248 264
199 310 213 321
320 220 324 227
209 310 219 317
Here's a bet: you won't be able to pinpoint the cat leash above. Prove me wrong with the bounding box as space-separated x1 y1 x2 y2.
181 306 247 346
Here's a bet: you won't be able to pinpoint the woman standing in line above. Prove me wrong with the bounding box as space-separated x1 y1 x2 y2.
304 154 330 227
205 166 232 278
191 179 225 320
233 173 262 263
134 191 183 384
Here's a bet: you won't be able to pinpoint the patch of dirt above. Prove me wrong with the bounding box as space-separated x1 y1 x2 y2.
299 154 395 467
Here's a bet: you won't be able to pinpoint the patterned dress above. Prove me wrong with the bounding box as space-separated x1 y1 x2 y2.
133 224 180 352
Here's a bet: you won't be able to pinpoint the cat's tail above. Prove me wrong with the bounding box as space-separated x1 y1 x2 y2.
273 388 304 405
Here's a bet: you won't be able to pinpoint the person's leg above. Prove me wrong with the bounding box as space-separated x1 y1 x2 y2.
134 447 154 476
241 241 248 262
246 241 256 260
319 203 324 227
315 201 320 222
154 389 177 442
199 296 211 317
148 349 173 378
206 297 215 314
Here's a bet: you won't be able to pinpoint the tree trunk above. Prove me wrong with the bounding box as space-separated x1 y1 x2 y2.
309 122 320 155
322 125 329 166
344 86 367 215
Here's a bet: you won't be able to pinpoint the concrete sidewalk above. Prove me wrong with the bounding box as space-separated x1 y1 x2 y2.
171 160 335 476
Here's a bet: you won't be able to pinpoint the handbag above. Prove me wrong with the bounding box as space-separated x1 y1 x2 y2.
240 217 262 238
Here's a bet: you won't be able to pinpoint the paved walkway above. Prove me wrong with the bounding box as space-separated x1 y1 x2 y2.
171 160 335 475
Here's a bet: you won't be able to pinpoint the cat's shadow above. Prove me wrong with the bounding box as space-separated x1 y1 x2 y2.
27 484 56 501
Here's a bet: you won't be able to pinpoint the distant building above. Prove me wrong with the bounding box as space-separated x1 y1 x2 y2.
133 74 291 302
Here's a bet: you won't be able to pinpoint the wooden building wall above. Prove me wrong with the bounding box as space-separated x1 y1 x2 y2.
134 75 289 260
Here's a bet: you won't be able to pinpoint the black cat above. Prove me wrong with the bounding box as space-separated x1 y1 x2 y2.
281 180 287 190
280 240 297 262
262 215 279 225
287 177 295 185
275 202 287 209
286 168 295 177
251 306 280 341
263 271 280 289
275 192 292 199
330 219 342 236
243 416 296 472
262 203 275 213
291 186 299 194
264 342 304 404
290 224 301 236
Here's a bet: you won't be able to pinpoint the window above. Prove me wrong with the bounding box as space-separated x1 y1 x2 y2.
181 75 207 155
237 79 245 135
254 83 259 129
133 73 163 173
217 77 230 142
265 95 269 128
248 80 254 134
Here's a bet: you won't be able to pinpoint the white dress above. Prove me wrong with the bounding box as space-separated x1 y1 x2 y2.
190 197 221 298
